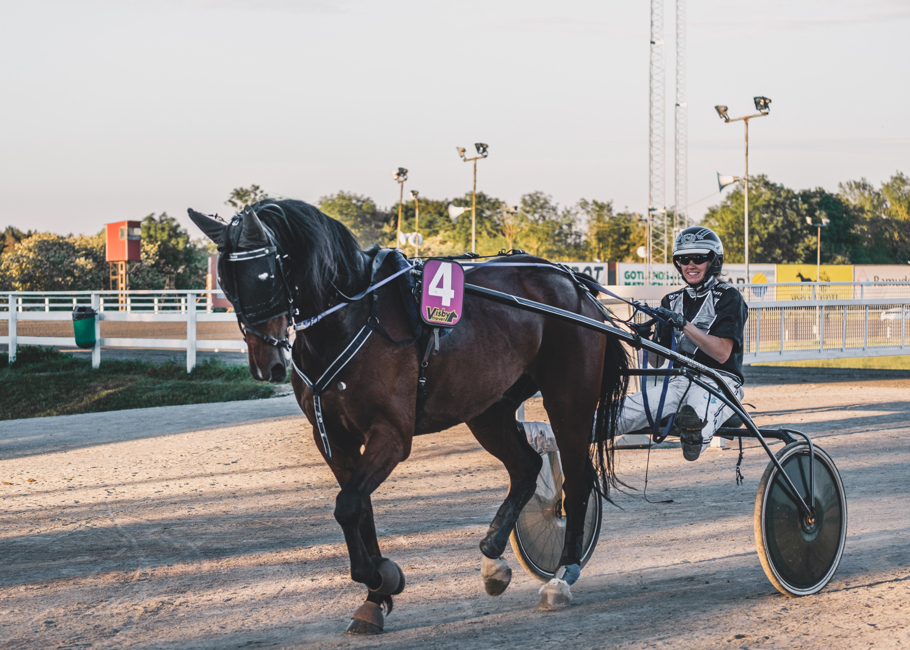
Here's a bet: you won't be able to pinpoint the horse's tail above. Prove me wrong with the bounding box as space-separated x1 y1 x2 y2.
590 332 629 499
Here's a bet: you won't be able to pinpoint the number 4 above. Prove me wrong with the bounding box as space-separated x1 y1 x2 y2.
428 262 455 307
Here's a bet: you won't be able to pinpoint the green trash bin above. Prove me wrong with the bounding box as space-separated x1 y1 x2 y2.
73 305 97 349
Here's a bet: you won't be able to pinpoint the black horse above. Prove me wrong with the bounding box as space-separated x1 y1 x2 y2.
188 199 628 634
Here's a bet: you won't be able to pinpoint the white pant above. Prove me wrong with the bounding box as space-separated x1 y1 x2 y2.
618 374 744 453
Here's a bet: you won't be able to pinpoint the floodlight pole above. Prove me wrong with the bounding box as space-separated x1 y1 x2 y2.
413 192 420 257
393 168 408 247
397 179 405 247
458 147 489 254
719 110 768 283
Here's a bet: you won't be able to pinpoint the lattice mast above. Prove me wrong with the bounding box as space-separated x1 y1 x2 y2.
674 0 688 234
648 0 667 282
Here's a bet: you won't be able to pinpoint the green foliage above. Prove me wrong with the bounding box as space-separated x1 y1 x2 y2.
225 184 270 211
512 192 585 259
580 199 646 262
703 175 814 264
0 226 30 259
319 191 394 247
839 172 910 263
0 347 274 420
797 188 860 264
129 213 209 290
0 232 108 291
881 171 910 220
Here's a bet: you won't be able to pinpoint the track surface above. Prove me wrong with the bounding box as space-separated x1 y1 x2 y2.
2 369 909 649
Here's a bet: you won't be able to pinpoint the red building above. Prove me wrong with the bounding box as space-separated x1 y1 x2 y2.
105 221 142 262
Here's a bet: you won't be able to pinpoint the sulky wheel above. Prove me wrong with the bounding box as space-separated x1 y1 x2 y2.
510 450 602 582
754 442 847 597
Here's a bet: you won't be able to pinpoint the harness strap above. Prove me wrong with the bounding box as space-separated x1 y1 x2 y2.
640 333 679 443
290 324 374 461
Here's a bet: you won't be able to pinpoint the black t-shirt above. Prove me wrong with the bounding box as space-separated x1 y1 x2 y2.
654 281 748 383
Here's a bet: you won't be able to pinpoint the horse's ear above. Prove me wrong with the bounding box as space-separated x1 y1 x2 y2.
238 207 271 249
187 208 227 244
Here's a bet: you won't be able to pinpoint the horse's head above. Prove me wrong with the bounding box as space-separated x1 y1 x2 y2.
188 206 292 383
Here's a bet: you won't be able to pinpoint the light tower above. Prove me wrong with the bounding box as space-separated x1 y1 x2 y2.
674 0 688 234
647 0 667 284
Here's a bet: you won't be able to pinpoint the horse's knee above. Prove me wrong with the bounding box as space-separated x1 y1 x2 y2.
334 489 363 529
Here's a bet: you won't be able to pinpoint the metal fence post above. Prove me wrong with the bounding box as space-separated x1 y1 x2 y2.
91 293 101 369
8 293 17 364
756 308 762 354
779 307 785 354
819 305 825 351
864 305 869 350
842 306 847 351
186 293 197 373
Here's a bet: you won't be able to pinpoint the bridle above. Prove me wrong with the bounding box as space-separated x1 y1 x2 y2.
221 207 297 352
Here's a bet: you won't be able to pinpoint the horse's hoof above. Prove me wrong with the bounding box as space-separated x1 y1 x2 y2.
368 557 404 596
538 578 573 611
345 601 384 635
481 555 512 596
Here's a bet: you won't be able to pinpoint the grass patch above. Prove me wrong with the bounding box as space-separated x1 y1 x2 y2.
754 355 910 370
1 346 279 420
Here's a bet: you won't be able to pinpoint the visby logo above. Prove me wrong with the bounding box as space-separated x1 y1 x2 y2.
425 307 459 323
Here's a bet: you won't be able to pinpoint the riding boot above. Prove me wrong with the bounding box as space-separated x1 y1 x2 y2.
675 404 707 461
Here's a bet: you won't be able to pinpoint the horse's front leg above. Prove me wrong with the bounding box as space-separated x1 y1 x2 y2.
330 425 409 635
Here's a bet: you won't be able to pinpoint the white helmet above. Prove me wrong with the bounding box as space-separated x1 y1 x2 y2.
672 226 724 278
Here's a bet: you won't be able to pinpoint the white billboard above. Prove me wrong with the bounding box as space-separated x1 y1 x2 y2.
615 263 775 287
854 265 910 283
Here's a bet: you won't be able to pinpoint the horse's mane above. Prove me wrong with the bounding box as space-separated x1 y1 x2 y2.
251 199 369 315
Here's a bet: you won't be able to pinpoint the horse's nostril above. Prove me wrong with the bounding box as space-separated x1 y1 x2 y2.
270 363 287 383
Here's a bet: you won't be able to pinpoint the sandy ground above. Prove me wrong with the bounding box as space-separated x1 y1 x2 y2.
2 369 909 649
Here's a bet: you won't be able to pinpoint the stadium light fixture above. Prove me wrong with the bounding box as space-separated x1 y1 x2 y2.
456 143 490 253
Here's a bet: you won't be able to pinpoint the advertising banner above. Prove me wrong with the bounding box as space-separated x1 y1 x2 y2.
558 262 611 285
854 265 910 283
615 263 682 287
775 265 853 299
613 263 775 288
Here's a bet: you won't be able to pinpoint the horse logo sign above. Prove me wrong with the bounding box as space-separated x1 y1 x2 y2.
420 259 464 327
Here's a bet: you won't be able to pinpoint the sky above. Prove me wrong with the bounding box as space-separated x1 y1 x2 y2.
1 0 908 237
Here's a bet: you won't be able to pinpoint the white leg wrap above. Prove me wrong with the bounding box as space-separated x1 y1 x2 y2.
538 577 573 611
481 555 512 596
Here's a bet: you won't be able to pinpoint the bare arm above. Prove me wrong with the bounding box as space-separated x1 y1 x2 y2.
680 322 734 364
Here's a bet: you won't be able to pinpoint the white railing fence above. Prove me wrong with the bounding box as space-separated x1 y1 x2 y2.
1 291 242 372
4 284 910 371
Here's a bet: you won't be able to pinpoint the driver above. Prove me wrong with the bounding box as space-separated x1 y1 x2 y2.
620 226 749 461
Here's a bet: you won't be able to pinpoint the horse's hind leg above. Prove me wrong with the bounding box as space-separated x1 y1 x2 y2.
467 400 543 596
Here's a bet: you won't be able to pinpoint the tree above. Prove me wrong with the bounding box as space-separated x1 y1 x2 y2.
516 192 585 259
797 188 860 264
838 178 885 219
0 226 30 259
838 171 910 263
225 184 270 211
318 191 393 247
495 205 527 252
130 213 208 289
0 232 106 291
881 171 910 220
447 191 507 255
703 175 814 264
578 199 646 262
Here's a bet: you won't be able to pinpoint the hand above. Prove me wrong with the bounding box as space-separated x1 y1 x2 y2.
654 307 687 331
629 321 653 338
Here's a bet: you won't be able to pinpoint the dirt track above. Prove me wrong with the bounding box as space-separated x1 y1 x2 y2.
2 369 909 649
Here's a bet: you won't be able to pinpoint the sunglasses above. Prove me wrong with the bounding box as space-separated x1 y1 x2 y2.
675 254 711 266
